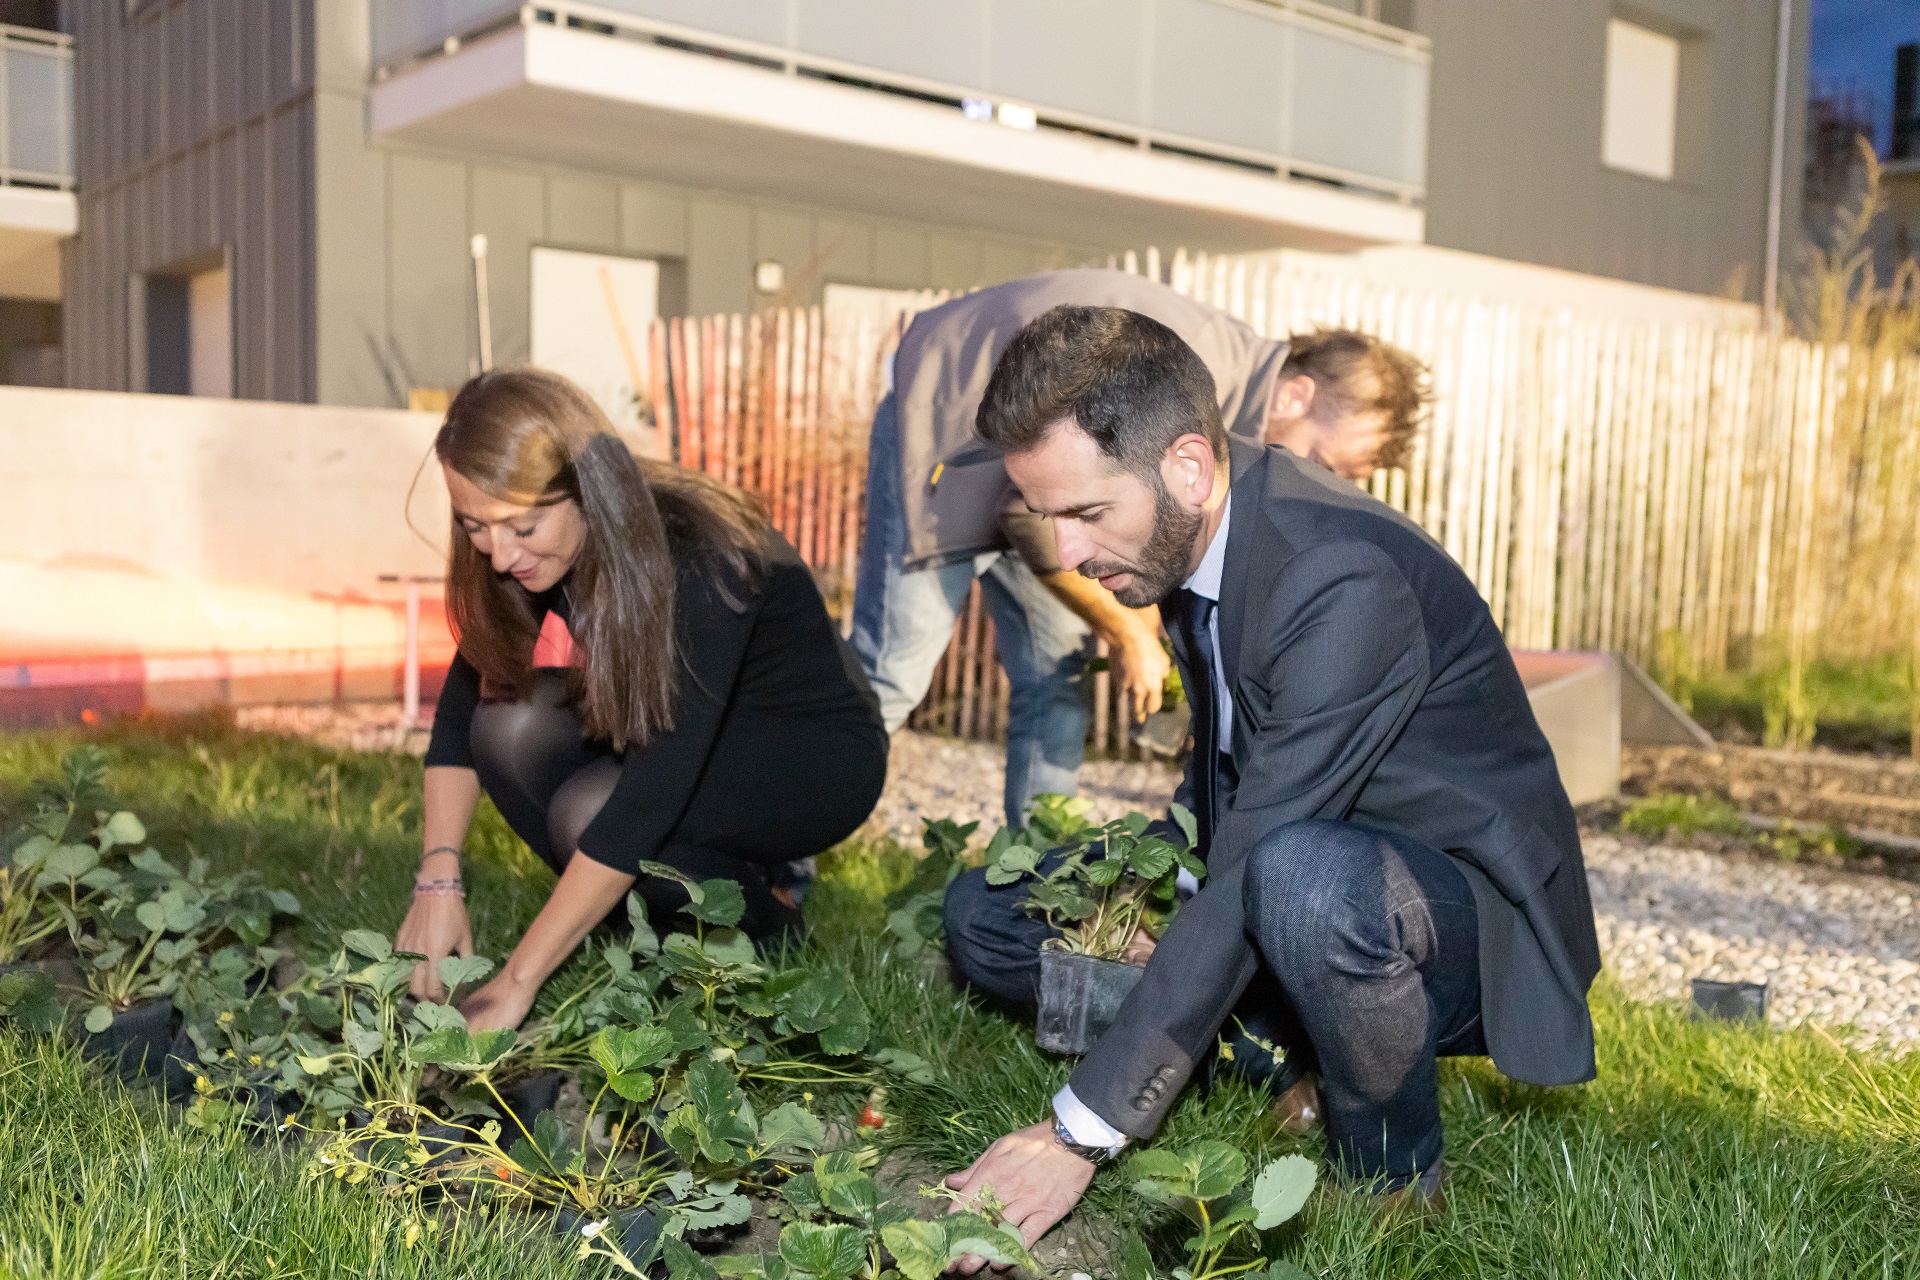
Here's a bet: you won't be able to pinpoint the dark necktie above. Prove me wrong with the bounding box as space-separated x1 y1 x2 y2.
1170 588 1224 853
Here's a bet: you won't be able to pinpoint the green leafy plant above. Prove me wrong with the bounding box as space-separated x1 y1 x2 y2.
1123 1141 1317 1280
883 818 976 956
678 1151 1035 1280
983 801 1202 961
1617 792 1750 842
73 845 221 1032
0 860 65 967
174 943 298 1129
0 965 60 1032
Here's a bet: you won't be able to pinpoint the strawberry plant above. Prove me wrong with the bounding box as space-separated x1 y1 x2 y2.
1120 1141 1317 1280
983 803 1203 961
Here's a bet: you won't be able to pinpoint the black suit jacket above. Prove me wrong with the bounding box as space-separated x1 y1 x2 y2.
1068 440 1602 1138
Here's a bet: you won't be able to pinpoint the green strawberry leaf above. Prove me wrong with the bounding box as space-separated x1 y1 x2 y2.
1250 1154 1318 1229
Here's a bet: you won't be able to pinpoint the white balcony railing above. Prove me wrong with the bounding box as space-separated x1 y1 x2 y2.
372 0 1428 202
0 24 73 189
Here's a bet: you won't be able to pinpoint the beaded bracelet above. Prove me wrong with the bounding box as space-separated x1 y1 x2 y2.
413 876 465 897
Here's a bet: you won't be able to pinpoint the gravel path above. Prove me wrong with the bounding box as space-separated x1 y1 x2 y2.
231 709 1920 1055
868 731 1920 1055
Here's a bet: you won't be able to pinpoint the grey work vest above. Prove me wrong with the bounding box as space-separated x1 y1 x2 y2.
892 269 1288 569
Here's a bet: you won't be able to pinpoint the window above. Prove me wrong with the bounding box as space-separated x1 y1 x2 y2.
1602 18 1679 181
530 247 660 435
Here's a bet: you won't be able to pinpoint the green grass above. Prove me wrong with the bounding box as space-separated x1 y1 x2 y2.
5 715 1920 1277
1672 653 1916 755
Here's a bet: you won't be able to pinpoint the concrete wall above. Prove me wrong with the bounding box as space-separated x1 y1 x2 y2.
1410 0 1810 299
2 386 446 596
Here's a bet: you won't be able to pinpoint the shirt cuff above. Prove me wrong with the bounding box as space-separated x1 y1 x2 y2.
1051 1085 1128 1155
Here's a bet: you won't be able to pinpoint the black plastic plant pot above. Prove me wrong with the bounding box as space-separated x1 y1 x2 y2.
80 997 176 1079
346 1107 469 1167
494 1068 565 1141
163 1026 200 1101
1691 979 1767 1022
553 1205 661 1260
1036 950 1145 1055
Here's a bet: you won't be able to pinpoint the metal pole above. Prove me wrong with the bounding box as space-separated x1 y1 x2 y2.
471 233 493 372
1762 0 1793 331
403 581 421 727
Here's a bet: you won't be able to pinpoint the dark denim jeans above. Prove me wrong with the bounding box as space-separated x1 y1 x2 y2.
943 819 1485 1189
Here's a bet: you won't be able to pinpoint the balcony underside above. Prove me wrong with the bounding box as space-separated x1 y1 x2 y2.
0 187 72 301
370 23 1421 254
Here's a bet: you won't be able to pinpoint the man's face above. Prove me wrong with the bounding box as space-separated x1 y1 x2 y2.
1005 422 1202 608
1310 409 1391 483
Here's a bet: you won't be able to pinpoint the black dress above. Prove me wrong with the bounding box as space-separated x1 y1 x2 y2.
425 529 888 933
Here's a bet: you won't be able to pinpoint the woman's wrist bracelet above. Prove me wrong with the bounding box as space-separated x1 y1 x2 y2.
421 845 463 868
413 877 465 897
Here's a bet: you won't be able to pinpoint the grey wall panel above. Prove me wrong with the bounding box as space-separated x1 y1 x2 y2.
813 217 872 286
596 0 790 49
871 223 929 288
314 81 393 407
1413 0 1808 298
1288 25 1426 185
471 164 543 365
794 0 989 91
686 199 752 316
386 152 474 392
1149 0 1285 154
753 208 812 280
620 182 690 259
927 232 981 290
987 0 1148 126
547 175 620 250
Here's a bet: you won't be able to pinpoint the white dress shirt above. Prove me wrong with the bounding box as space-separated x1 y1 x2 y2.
1052 495 1234 1154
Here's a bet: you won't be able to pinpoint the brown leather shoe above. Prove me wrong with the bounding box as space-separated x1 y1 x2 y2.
1272 1075 1322 1135
1374 1161 1448 1218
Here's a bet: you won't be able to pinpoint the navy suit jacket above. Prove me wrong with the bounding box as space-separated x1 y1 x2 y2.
1067 439 1602 1138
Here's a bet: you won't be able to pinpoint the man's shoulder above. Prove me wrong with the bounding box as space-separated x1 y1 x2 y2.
1246 450 1477 605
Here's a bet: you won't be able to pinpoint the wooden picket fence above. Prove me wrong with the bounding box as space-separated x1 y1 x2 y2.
644 249 1920 752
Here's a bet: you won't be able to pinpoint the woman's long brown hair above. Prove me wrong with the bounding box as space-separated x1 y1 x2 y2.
436 368 767 751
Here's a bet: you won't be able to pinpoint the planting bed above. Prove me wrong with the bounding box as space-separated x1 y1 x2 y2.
3 718 1919 1277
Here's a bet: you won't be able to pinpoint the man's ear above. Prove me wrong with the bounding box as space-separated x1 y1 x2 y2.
1162 433 1219 508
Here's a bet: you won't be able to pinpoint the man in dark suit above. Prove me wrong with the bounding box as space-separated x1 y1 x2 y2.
939 306 1601 1255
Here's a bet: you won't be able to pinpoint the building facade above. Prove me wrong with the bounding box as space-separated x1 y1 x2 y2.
34 0 1808 408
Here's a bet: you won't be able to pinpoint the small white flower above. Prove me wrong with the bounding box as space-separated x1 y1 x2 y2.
319 1154 336 1165
579 1219 606 1239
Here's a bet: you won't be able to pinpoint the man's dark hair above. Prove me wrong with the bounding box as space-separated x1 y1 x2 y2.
1279 328 1432 470
975 305 1226 478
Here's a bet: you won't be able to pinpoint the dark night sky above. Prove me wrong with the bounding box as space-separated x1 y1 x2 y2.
1813 0 1920 152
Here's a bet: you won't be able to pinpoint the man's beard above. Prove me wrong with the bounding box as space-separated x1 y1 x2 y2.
1078 480 1203 608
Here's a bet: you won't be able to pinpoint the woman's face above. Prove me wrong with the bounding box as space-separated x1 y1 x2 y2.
444 464 588 594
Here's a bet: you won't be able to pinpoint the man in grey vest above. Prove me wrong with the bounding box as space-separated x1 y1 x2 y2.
852 270 1429 828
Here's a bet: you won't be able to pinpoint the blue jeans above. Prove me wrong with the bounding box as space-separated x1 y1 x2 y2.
850 394 1092 829
943 819 1485 1189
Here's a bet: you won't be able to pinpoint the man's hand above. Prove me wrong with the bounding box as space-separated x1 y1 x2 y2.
1107 627 1170 723
942 1120 1096 1273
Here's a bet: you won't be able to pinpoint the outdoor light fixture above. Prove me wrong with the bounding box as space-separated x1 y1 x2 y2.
996 102 1038 131
961 96 993 122
753 259 786 295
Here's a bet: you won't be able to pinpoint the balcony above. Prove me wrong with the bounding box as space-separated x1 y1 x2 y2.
0 23 75 301
369 0 1426 251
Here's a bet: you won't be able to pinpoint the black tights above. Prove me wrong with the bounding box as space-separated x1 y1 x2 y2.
468 671 883 937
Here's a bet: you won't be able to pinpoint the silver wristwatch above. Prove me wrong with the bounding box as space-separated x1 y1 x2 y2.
1051 1113 1114 1165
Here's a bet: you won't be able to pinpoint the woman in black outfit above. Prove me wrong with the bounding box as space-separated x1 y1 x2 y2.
396 368 887 1030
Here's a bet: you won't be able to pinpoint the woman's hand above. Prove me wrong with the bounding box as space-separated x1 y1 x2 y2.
460 972 539 1032
399 890 474 1002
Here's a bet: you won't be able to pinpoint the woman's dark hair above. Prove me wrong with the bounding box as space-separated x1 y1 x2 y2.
436 367 767 751
974 304 1226 480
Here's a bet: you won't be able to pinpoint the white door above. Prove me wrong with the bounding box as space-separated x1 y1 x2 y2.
530 248 660 438
187 266 232 398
